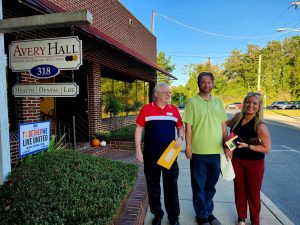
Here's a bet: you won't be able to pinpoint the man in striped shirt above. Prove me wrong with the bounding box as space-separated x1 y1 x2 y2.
135 82 184 225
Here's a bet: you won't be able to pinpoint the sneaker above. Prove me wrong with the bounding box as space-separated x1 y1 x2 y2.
196 217 210 225
208 214 222 225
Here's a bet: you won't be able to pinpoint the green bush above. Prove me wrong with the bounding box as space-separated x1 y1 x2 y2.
95 130 112 142
0 149 138 225
96 124 142 142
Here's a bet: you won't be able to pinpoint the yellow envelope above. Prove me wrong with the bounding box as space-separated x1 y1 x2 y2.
157 140 182 169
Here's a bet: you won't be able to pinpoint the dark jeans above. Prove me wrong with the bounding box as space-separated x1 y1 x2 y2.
144 155 180 222
190 154 220 218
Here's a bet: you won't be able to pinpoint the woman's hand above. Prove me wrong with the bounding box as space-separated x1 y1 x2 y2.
236 141 249 149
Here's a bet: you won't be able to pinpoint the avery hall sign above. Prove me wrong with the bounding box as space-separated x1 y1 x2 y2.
9 36 82 72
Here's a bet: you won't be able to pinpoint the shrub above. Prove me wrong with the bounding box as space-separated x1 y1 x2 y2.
95 130 112 142
95 124 142 142
0 149 138 225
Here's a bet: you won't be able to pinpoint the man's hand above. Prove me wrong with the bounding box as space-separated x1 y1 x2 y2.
185 148 192 159
224 147 232 161
175 136 183 149
136 150 144 163
135 126 144 163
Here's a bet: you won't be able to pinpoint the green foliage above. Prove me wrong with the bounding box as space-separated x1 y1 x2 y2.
132 100 143 112
95 130 112 142
173 36 300 104
47 134 66 152
157 51 176 84
170 85 188 105
0 150 138 225
123 100 142 116
103 94 124 117
96 124 138 142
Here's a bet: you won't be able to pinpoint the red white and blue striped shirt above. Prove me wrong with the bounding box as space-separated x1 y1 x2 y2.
136 101 183 158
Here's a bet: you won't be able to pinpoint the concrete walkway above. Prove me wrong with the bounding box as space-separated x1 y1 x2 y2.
144 152 294 225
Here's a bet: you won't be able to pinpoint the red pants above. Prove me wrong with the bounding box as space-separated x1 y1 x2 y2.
232 158 264 225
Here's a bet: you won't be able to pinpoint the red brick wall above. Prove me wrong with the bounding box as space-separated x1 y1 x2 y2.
47 0 157 62
17 74 41 123
88 62 102 136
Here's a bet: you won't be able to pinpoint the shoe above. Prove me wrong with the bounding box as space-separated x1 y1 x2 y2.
237 218 246 225
169 220 180 225
196 217 210 225
152 215 163 225
208 214 222 225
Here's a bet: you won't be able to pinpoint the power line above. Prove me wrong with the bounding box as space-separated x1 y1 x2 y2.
155 12 286 39
234 4 296 50
164 51 231 54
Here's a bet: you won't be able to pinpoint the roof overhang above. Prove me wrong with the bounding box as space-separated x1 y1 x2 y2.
18 0 177 80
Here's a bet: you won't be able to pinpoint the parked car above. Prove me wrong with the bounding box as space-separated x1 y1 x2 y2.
282 100 300 109
267 101 290 109
225 102 243 109
177 104 186 110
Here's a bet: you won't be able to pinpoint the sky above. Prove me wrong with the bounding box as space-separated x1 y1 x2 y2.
120 0 300 86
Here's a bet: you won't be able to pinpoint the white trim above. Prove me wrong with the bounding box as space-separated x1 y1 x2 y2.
145 115 178 122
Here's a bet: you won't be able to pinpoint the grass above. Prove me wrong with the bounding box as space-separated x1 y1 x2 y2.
0 149 138 225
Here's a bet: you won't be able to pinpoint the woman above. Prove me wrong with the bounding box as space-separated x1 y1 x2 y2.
225 92 271 225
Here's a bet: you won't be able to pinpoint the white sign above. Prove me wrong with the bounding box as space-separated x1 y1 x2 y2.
12 83 79 97
9 36 82 71
18 121 50 157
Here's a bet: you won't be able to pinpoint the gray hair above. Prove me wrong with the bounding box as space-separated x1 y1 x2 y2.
154 82 169 93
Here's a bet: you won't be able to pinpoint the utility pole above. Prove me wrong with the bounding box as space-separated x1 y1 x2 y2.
292 1 300 8
257 55 261 92
207 57 211 72
151 9 154 34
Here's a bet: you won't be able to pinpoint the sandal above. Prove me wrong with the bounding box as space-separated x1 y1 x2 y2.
238 218 246 225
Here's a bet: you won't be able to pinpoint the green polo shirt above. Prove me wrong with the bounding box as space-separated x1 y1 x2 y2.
182 95 227 154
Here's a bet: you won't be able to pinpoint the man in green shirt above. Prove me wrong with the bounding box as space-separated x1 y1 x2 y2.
182 72 227 225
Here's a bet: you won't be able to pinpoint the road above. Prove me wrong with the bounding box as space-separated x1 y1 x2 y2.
262 117 300 225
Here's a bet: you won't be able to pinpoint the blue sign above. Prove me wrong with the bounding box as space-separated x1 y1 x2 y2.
18 121 50 157
30 64 59 79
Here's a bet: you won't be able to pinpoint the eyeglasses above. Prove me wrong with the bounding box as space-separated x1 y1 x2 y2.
247 92 262 98
159 91 171 95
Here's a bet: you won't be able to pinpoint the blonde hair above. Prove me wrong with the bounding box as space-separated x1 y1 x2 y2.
234 92 264 132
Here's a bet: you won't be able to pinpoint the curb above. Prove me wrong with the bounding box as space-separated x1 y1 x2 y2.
260 192 294 225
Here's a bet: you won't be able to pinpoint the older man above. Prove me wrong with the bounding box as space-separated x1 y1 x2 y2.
135 82 184 225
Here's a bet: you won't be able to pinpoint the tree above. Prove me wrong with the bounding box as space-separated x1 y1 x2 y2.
157 51 176 84
170 36 300 104
170 85 188 105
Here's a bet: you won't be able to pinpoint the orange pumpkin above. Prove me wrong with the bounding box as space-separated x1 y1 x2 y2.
90 136 100 147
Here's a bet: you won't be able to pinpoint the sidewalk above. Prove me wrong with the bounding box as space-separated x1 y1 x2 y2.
144 152 294 225
264 113 300 129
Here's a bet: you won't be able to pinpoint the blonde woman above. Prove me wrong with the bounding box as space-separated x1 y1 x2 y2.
225 92 271 225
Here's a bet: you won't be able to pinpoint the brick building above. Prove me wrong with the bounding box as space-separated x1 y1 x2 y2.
3 0 175 165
